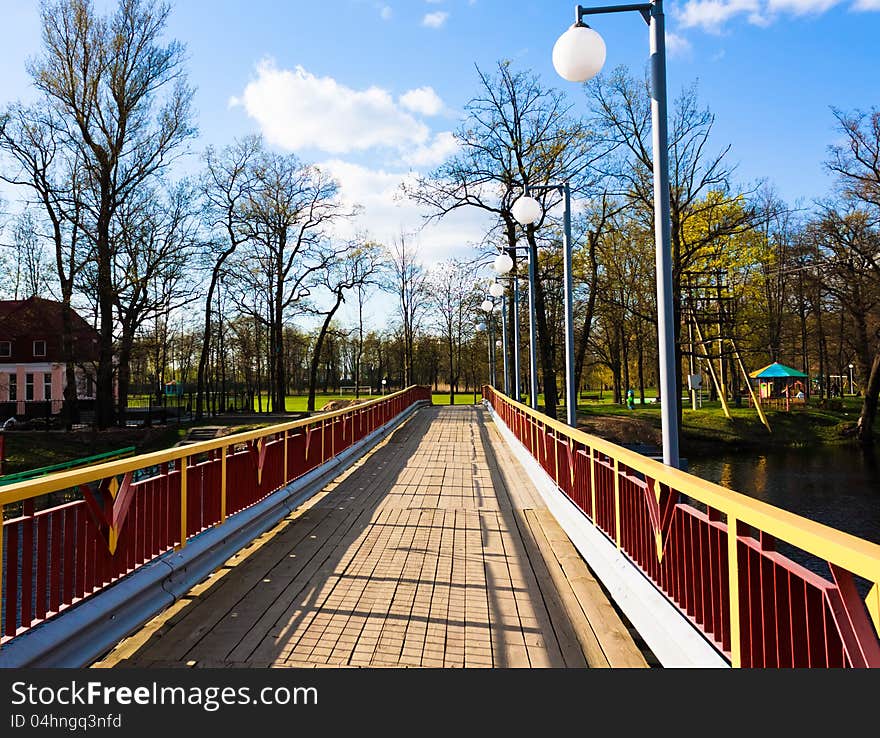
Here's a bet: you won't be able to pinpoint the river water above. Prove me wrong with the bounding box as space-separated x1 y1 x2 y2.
687 445 880 546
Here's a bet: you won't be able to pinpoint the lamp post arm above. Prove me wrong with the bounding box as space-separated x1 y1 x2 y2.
576 2 652 24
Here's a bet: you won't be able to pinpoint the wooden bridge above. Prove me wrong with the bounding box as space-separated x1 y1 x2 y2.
1 387 879 668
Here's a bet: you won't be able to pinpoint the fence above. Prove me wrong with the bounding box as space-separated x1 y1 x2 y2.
0 386 430 647
484 385 880 668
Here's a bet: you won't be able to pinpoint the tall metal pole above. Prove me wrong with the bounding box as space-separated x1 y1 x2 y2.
501 294 510 395
650 0 680 467
562 182 577 427
527 244 539 410
512 250 521 401
489 318 496 387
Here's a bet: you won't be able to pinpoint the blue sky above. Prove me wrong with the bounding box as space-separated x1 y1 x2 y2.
1 0 878 319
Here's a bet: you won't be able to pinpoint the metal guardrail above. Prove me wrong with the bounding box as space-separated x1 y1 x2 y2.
0 386 431 648
484 386 880 668
0 447 137 487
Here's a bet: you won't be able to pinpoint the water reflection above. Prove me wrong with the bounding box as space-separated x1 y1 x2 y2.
688 445 880 546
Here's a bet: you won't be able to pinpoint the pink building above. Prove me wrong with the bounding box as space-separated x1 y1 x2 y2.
0 297 99 417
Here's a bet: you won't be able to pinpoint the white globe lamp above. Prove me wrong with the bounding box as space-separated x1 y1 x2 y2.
488 281 505 298
493 252 514 275
511 195 543 225
552 24 606 83
480 299 494 313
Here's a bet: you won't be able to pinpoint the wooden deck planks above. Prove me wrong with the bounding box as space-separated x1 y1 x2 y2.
94 405 647 669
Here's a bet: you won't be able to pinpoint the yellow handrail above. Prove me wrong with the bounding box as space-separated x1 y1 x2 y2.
485 387 880 584
0 386 419 509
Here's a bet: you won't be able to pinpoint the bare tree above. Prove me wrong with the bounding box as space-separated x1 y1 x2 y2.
824 107 880 443
348 240 386 399
0 103 87 426
196 136 261 418
405 61 603 417
586 69 754 427
77 182 199 422
306 241 383 411
429 260 479 404
30 0 194 427
241 151 350 412
827 107 880 209
11 211 52 298
385 234 427 386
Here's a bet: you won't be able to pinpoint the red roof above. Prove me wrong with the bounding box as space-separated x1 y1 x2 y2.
0 297 99 363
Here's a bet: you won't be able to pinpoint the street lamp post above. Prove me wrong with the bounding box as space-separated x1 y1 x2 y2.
490 282 510 395
494 252 521 401
849 363 854 395
480 299 497 387
494 249 537 409
511 184 577 428
552 0 680 466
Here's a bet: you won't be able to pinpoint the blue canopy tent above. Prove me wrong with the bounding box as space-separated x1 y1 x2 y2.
749 362 808 409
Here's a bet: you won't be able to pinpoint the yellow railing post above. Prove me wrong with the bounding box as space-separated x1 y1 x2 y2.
554 429 559 485
283 430 288 484
177 455 188 550
613 458 622 550
220 445 228 524
727 516 742 667
589 447 597 525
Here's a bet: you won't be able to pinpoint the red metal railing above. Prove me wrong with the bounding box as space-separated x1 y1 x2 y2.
0 386 430 645
484 386 880 668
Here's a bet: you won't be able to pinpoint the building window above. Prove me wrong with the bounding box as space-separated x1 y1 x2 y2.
33 340 46 357
9 374 16 401
44 373 52 401
0 341 10 358
26 373 34 401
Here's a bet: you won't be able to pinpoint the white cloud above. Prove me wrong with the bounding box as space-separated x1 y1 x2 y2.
231 60 429 155
665 31 692 56
401 131 459 167
319 159 492 265
767 0 841 12
677 0 871 31
677 0 760 31
422 11 449 27
379 4 392 20
399 86 444 116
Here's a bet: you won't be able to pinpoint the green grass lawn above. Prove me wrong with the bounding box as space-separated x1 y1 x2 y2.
573 395 869 449
430 392 483 405
250 391 481 411
251 393 381 412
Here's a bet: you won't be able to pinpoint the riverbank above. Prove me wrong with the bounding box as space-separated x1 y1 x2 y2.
575 397 871 453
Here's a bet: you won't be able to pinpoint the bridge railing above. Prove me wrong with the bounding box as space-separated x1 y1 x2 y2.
484 386 880 668
0 386 431 648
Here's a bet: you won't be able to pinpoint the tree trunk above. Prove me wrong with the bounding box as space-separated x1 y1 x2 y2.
857 352 880 444
308 294 344 412
116 337 134 429
527 237 558 418
196 264 225 420
96 196 115 428
59 290 79 429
